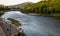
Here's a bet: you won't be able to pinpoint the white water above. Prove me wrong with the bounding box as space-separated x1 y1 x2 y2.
2 11 60 36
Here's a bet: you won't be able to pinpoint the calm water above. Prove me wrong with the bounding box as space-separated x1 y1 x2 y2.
2 11 60 36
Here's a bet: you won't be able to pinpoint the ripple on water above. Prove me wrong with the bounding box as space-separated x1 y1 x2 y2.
2 11 60 36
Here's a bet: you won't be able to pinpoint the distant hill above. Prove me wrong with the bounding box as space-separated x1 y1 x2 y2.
8 2 33 8
0 5 4 7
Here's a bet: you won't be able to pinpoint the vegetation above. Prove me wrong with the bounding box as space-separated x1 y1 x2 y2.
0 0 60 17
20 0 60 18
15 32 26 36
0 11 5 16
7 18 21 26
0 5 11 16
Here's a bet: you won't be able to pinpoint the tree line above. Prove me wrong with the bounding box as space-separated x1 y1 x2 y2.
20 0 60 15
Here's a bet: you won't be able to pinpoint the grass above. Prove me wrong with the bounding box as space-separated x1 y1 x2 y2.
51 13 60 17
50 13 60 19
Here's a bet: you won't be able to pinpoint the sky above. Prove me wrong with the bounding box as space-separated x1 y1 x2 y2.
0 0 41 6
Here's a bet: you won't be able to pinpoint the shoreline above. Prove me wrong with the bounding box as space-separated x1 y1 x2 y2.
26 13 40 16
26 13 60 19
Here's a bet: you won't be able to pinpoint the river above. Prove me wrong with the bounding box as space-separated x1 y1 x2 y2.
1 11 60 36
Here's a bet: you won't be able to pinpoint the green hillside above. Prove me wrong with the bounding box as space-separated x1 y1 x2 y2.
20 0 60 18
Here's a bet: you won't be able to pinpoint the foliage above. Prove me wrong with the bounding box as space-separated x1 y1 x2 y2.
20 0 60 14
7 18 21 26
0 11 4 16
15 32 26 36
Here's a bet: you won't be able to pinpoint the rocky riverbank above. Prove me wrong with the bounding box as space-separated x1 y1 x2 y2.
7 18 26 36
0 17 26 36
0 27 6 36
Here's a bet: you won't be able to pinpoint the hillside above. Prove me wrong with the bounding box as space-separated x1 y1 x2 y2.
8 2 33 8
19 0 60 18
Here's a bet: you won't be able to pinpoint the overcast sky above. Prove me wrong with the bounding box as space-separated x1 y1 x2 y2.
0 0 41 6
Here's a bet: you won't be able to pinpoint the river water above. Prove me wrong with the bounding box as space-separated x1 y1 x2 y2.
2 11 60 36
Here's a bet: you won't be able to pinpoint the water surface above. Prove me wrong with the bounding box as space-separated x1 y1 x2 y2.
2 11 60 36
